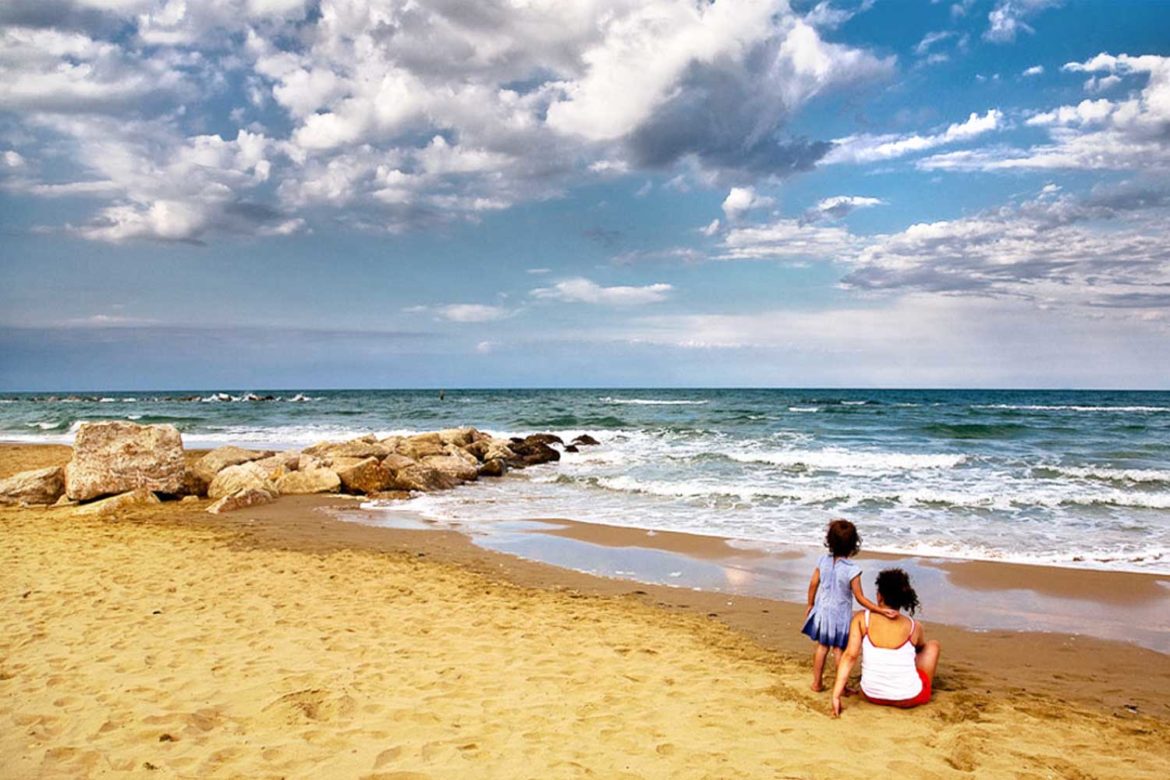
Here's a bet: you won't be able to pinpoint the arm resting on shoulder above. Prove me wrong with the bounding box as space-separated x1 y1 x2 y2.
831 612 864 718
850 576 898 620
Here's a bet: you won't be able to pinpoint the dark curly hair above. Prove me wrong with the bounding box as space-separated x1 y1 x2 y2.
875 568 920 615
825 519 861 558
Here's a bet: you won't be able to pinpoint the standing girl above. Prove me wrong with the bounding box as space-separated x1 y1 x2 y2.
801 519 895 692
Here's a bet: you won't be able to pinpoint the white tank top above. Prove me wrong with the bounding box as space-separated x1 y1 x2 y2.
859 611 923 701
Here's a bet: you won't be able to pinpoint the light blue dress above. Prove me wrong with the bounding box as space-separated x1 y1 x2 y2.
800 554 861 650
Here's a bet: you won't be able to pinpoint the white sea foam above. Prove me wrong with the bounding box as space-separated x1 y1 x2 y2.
26 421 60 430
1043 465 1170 484
599 397 709 406
787 406 819 412
726 448 966 472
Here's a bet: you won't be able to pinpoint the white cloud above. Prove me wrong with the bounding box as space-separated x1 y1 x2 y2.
2 0 892 242
914 31 953 56
1022 65 1044 77
719 218 858 261
721 186 775 220
984 0 1062 43
436 304 512 323
824 109 1004 164
921 53 1170 172
531 277 673 305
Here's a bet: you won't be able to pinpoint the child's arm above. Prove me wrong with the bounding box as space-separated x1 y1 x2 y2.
850 576 898 619
805 568 820 618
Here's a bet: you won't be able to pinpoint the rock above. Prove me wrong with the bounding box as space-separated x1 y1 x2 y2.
0 466 65 505
380 453 416 473
208 462 274 500
438 427 482 448
334 457 392 495
564 444 579 453
322 440 391 460
250 452 300 476
514 433 564 447
387 464 460 492
275 467 341 495
53 495 78 508
180 495 201 503
572 434 600 446
478 458 507 478
74 488 161 515
298 454 326 472
194 446 274 483
507 435 561 466
396 433 446 460
420 454 479 483
207 487 276 514
65 422 186 501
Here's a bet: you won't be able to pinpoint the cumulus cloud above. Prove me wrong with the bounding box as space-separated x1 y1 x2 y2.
824 109 1004 165
0 0 892 242
842 187 1170 309
721 186 775 220
710 183 1170 314
1022 65 1044 77
984 0 1062 43
920 53 1170 172
531 277 673 305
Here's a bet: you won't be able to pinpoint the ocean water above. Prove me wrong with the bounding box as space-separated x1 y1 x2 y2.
3 388 1169 574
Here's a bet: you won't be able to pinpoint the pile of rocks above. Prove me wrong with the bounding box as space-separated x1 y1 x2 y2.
0 421 598 515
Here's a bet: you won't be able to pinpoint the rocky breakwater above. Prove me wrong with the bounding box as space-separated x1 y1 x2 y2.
0 422 597 516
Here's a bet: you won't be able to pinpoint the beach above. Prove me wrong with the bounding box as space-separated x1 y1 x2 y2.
3 443 1169 778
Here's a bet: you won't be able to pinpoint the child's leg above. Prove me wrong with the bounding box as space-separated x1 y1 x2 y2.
811 643 830 691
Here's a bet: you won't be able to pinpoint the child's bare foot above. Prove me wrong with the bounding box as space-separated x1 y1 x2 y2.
810 681 825 693
843 684 859 696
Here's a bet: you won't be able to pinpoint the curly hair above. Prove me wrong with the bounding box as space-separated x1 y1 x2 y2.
875 568 921 615
825 519 861 558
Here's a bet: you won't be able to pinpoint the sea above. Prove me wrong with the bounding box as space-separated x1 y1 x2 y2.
4 388 1169 575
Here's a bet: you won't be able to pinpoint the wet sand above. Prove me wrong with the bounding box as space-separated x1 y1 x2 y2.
3 444 1169 777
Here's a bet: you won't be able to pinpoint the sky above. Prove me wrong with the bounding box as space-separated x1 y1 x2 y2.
1 0 1168 391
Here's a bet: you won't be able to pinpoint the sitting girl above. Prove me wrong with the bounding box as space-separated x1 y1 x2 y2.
831 567 943 716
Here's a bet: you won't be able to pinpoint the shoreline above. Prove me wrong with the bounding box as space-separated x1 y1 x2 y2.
117 490 1170 718
5 470 1170 776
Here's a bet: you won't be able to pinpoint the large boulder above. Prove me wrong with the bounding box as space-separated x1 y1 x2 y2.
333 457 392 495
507 435 561 467
0 466 65 505
208 462 274 500
387 463 460 492
572 434 600 446
420 454 479 483
65 422 185 501
323 440 390 461
438 427 484 448
0 463 65 507
275 467 341 495
396 433 446 461
193 446 274 483
207 487 276 514
380 453 417 474
74 488 161 515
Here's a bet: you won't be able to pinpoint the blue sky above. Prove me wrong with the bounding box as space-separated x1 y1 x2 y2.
1 0 1168 390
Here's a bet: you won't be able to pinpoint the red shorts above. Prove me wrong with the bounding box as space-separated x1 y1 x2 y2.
863 668 932 708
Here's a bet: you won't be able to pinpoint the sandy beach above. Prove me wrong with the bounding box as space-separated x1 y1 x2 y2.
3 443 1169 779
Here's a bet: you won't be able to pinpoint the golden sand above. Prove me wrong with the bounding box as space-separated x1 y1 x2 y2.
3 500 1168 780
